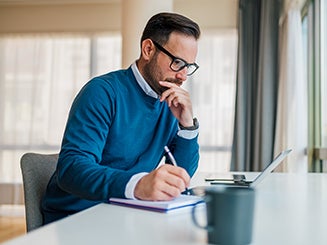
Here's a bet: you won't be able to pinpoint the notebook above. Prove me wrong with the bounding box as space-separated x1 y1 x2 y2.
206 149 292 188
109 194 203 213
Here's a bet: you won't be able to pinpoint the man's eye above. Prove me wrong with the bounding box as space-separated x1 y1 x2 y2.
173 59 185 68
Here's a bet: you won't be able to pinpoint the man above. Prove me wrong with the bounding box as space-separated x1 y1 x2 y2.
42 12 201 224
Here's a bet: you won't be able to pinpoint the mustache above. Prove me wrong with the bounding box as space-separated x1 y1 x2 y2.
164 78 183 86
158 78 184 95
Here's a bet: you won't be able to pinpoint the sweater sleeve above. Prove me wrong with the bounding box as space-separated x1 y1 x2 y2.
169 135 200 177
56 78 133 200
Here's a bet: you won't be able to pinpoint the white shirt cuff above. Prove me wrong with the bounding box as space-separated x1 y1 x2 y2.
124 172 148 199
177 128 199 139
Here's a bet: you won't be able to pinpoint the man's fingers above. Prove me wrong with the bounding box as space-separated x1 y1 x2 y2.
134 165 190 201
164 164 190 187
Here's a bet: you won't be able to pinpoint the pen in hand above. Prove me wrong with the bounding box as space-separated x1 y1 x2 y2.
164 146 177 166
164 146 191 195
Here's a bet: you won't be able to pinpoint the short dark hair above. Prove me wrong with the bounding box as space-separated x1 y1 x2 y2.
141 12 201 46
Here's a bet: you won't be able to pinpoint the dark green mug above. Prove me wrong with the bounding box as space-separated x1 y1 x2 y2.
192 187 255 245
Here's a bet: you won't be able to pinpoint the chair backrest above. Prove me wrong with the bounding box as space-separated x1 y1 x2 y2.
20 152 58 232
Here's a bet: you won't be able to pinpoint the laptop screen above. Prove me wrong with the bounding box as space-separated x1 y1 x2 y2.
249 149 292 188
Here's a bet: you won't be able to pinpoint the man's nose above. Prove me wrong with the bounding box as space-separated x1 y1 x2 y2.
175 67 188 81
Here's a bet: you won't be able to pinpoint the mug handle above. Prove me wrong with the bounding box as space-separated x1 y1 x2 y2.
191 197 213 231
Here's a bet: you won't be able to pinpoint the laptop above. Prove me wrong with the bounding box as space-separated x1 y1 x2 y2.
186 149 292 196
207 149 292 188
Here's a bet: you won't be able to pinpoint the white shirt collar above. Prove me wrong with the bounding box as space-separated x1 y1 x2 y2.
131 62 160 99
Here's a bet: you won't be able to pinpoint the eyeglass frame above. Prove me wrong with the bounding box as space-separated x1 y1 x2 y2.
151 40 199 76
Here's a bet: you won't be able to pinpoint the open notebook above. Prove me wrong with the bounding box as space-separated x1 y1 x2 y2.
109 194 203 213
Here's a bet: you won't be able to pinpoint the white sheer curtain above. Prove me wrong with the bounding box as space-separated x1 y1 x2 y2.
187 30 238 173
0 34 121 205
274 3 308 172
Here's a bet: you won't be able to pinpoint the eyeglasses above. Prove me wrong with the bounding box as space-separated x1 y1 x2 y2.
152 40 199 76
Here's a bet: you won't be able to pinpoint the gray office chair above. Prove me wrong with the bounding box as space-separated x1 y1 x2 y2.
20 152 58 232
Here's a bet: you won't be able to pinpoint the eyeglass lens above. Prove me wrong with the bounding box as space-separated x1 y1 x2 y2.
170 59 198 75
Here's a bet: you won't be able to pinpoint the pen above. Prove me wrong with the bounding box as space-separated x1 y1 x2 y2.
164 146 177 166
164 146 191 195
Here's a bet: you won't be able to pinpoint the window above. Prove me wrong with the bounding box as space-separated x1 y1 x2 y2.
187 30 238 172
321 0 327 169
0 30 237 187
304 0 327 171
0 34 121 183
321 0 327 149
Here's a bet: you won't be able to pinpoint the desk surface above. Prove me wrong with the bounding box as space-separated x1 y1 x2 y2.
4 172 327 245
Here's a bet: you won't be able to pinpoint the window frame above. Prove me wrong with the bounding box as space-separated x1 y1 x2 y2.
304 0 327 171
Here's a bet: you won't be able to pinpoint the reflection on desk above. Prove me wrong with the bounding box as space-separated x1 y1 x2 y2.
3 172 327 245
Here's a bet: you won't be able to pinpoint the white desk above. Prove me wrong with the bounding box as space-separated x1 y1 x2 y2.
3 172 327 245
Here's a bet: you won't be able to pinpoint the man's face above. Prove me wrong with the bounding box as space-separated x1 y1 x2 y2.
142 51 167 95
142 33 198 95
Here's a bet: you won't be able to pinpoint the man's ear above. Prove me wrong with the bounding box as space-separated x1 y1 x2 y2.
141 39 156 61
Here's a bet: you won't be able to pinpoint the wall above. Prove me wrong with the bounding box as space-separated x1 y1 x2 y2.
0 0 238 34
0 3 121 33
174 0 238 29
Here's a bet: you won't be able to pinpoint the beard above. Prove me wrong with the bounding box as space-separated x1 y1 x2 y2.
142 54 183 96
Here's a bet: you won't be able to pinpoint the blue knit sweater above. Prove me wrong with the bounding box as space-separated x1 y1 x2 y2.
41 67 199 224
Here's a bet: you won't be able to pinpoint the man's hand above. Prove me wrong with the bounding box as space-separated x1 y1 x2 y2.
159 81 194 127
134 164 190 201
